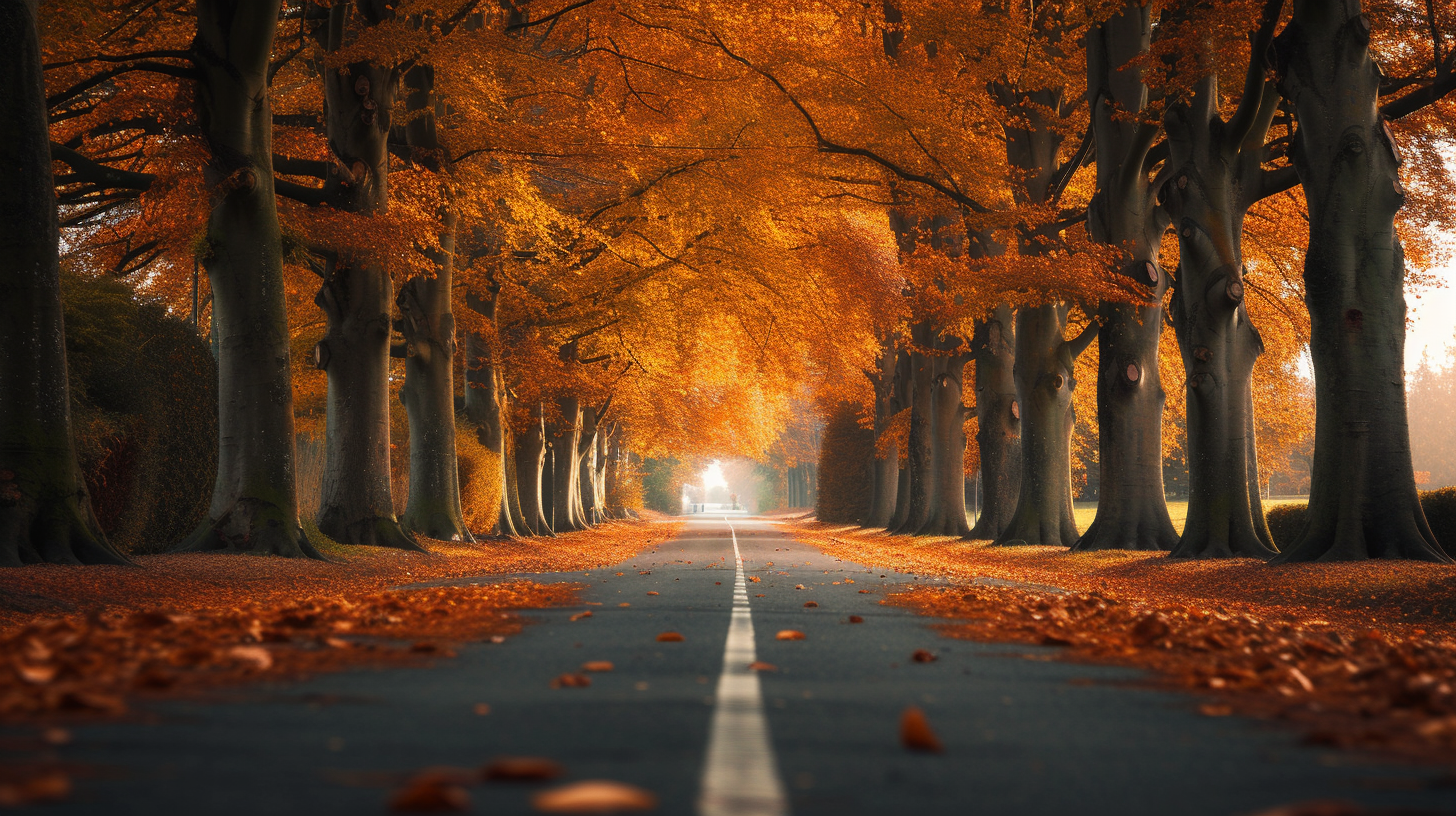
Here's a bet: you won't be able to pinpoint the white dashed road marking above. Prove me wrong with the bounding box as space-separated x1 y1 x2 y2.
697 519 789 816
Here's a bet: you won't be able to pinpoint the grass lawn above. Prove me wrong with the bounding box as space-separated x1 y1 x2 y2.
1054 497 1309 537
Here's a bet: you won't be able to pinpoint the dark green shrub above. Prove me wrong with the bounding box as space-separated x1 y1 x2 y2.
815 402 873 523
641 457 681 515
63 272 217 554
1264 489 1456 555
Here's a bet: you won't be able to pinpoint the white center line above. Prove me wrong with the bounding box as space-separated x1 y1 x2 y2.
697 519 789 816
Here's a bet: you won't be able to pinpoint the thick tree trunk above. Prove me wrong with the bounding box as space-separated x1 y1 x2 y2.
548 397 584 532
1271 1 1448 561
919 357 972 536
0 0 128 565
397 61 468 542
863 339 899 527
967 306 1021 540
399 213 469 541
313 11 416 551
1162 66 1282 558
515 406 552 536
175 0 316 558
895 327 938 533
1074 1 1177 552
579 406 601 525
996 305 1090 547
315 260 419 550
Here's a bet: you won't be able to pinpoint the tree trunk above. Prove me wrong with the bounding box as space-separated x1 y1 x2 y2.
863 339 899 527
1073 0 1178 552
399 212 469 541
175 0 316 558
397 61 468 542
0 0 128 565
313 10 417 551
996 304 1090 547
967 306 1021 540
515 406 552 536
895 326 938 533
919 356 972 536
1162 67 1282 559
549 397 584 532
1271 1 1448 561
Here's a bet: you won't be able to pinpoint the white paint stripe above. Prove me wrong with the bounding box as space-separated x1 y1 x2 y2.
697 519 789 816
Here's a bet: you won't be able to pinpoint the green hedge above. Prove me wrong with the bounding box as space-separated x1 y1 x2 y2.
64 272 217 554
1265 488 1456 554
815 402 873 523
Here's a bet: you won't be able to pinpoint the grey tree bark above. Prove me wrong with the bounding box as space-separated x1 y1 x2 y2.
1162 3 1287 559
997 305 1096 547
0 0 129 565
966 306 1021 540
514 404 553 536
397 63 469 542
176 0 317 558
894 324 938 533
1074 2 1179 552
864 338 900 527
1272 0 1450 561
311 2 418 551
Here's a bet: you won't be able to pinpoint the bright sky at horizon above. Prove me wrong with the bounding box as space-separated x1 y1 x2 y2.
1409 253 1456 372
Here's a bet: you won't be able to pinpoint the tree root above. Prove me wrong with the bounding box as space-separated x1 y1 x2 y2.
174 497 322 559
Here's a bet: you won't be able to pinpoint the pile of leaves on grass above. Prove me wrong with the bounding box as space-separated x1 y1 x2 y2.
0 580 579 720
892 583 1456 763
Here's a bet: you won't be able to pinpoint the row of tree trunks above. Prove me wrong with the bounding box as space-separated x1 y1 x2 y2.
786 463 816 509
966 306 1021 539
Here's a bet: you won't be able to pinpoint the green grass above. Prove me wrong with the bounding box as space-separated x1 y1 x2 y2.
1059 498 1307 537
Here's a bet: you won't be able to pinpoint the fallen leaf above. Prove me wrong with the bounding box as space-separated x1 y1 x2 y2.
848 616 864 624
618 603 631 608
900 706 943 753
656 631 684 642
912 649 937 663
581 661 614 672
748 661 777 672
776 630 806 641
615 573 624 577
803 602 818 608
858 590 871 594
755 594 766 598
551 673 592 689
794 585 806 590
482 756 565 782
646 592 659 596
473 703 491 715
1288 667 1315 693
0 773 71 806
228 645 273 671
531 779 658 813
748 576 761 583
1199 704 1233 717
570 611 593 622
389 771 470 812
15 663 57 685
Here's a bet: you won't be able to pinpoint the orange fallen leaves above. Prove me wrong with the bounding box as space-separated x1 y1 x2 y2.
748 576 761 583
655 632 684 642
389 770 471 812
570 611 594 622
794 584 806 590
482 756 565 782
0 773 71 807
899 706 943 753
803 601 818 608
847 616 864 624
551 673 592 689
473 703 491 715
0 580 578 721
911 649 937 663
748 661 777 672
646 592 659 596
531 780 658 813
775 630 806 641
581 661 614 672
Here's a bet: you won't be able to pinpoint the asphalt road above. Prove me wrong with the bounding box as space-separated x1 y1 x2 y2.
6 514 1456 814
